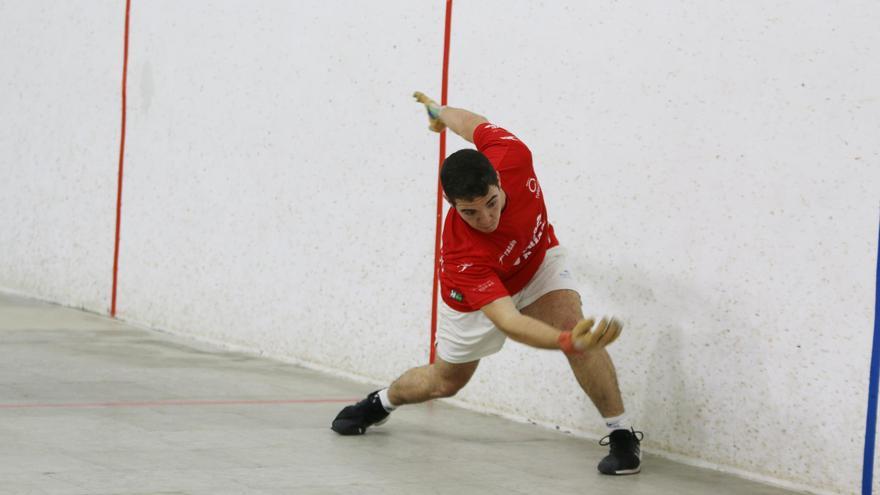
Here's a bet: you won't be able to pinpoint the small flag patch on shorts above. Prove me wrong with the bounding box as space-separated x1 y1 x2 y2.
450 289 464 302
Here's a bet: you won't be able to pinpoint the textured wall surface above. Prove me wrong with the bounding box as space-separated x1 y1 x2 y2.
1 1 878 494
0 2 122 312
115 0 442 382
446 2 880 494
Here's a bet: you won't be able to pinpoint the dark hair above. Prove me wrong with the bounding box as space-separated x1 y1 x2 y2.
440 149 498 204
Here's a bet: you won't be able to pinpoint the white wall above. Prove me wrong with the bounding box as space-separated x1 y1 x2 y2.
448 2 880 493
1 2 878 494
115 0 443 384
0 1 122 312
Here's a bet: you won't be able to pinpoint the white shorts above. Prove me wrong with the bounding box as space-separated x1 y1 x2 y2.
436 246 581 364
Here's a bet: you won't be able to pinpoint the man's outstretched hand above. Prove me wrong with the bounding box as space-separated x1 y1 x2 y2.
570 317 623 352
413 91 446 133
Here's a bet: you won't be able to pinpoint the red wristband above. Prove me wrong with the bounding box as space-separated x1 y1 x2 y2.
557 331 581 355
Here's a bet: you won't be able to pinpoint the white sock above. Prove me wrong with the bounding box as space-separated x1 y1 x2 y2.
377 388 397 412
604 412 631 432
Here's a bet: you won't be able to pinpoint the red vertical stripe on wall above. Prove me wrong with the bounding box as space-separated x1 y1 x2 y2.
430 0 453 363
111 0 131 317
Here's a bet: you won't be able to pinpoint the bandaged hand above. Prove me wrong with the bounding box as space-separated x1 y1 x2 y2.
558 317 622 354
413 91 446 133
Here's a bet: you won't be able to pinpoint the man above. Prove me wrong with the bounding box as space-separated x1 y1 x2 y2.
331 92 642 475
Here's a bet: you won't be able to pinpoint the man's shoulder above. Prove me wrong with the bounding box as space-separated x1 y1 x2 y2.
475 124 532 171
474 123 523 147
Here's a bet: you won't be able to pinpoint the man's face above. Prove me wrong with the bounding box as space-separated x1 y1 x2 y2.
453 185 505 233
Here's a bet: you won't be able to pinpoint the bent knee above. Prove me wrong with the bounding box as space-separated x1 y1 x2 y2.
432 377 468 399
562 317 580 332
433 383 463 399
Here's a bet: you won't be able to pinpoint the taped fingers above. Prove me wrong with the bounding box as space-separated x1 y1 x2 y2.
598 317 623 346
573 316 623 350
572 318 595 339
413 91 431 104
413 91 440 115
577 318 601 349
413 91 445 132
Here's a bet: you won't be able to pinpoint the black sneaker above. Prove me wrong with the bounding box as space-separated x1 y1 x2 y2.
598 428 643 475
331 390 390 435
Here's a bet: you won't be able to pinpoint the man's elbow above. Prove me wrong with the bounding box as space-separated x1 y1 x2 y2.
461 116 489 143
470 115 489 127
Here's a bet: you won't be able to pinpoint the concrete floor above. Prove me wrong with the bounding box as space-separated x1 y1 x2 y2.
0 292 805 495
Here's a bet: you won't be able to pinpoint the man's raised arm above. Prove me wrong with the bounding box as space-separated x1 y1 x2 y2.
413 91 488 144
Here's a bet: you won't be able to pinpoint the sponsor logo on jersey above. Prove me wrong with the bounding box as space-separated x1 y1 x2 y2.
526 177 541 198
450 289 464 302
498 239 517 265
513 213 546 266
475 280 496 293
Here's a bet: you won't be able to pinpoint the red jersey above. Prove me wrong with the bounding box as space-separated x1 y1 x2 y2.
439 123 559 312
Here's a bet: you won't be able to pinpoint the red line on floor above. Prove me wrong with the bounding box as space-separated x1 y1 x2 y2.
0 398 359 410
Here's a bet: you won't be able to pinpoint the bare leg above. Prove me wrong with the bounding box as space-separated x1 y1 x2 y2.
387 357 479 406
521 289 625 417
565 348 625 417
